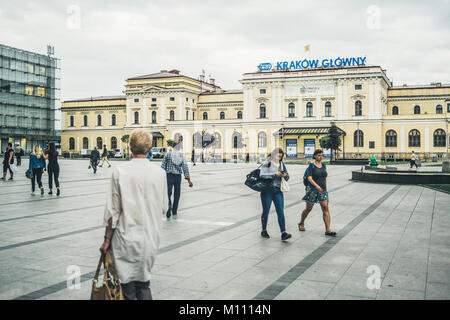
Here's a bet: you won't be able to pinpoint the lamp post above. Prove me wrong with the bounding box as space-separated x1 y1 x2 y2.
357 121 360 158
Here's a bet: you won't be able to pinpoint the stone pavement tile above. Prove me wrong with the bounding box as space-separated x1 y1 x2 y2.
314 252 357 267
382 271 427 292
326 293 374 300
344 259 391 279
229 266 287 287
0 266 46 286
38 283 92 300
191 248 239 263
425 282 450 300
156 287 208 300
149 274 186 294
389 257 428 274
0 280 51 300
376 287 425 300
427 266 450 284
206 256 261 274
328 275 379 298
330 243 365 257
275 280 335 300
21 265 73 286
156 259 216 278
171 270 239 293
428 249 450 268
255 250 306 269
201 282 263 300
299 264 349 283
393 245 429 261
234 245 280 260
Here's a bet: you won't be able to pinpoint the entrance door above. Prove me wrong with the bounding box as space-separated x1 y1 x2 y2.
304 139 315 158
286 139 297 158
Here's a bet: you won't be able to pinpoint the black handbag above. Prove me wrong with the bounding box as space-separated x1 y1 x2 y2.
25 169 34 179
244 164 270 192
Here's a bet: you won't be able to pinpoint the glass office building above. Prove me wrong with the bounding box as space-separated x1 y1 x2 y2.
0 43 60 153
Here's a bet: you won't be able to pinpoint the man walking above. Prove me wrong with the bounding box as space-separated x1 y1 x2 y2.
410 151 419 169
161 139 193 218
99 144 111 168
2 143 14 180
90 147 100 174
15 144 23 166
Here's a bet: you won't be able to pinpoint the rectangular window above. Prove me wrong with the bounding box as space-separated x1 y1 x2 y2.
186 97 188 102
260 89 266 94
134 98 139 103
25 85 34 95
152 98 157 102
369 141 375 149
170 97 175 101
151 104 157 107
37 87 45 97
448 103 450 112
355 84 362 90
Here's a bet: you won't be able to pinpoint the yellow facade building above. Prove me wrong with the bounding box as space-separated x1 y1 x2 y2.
61 66 450 161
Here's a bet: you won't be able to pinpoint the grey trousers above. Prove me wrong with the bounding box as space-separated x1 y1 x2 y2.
122 281 152 300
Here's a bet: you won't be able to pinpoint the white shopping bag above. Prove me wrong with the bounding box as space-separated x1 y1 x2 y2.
10 164 19 174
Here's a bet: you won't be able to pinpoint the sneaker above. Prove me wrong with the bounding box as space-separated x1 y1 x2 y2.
1 177 5 180
48 191 53 195
57 189 60 196
281 232 292 241
31 191 35 195
8 177 13 180
40 188 44 195
99 165 102 167
261 230 270 238
108 165 111 168
166 208 172 218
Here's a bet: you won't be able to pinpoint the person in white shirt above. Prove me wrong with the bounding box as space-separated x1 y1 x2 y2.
99 129 168 300
410 151 419 169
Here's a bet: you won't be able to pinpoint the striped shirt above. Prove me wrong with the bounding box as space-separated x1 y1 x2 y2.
161 150 190 179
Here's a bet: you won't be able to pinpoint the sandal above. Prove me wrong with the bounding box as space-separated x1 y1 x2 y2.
325 231 337 237
298 223 305 231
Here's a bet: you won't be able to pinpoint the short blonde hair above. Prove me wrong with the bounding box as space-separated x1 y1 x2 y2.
129 129 152 155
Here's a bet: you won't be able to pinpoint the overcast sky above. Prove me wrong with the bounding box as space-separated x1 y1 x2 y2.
1 0 449 101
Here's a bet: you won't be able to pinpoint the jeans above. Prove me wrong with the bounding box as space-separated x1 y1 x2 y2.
260 187 286 232
121 281 152 300
48 162 60 189
31 167 43 191
16 155 21 165
410 160 418 168
166 173 182 215
91 159 98 173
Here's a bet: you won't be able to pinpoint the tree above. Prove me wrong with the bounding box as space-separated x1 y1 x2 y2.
193 131 215 162
319 124 342 162
167 139 175 148
121 134 130 159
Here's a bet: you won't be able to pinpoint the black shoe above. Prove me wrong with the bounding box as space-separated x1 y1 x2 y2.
261 230 270 238
108 165 111 168
57 189 60 196
8 177 13 180
166 209 172 218
281 232 292 241
48 191 52 195
1 177 5 180
40 188 44 195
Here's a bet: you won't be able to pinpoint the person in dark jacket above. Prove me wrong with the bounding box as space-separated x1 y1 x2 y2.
99 144 111 168
2 143 14 180
15 144 23 166
29 145 46 195
89 147 100 174
258 148 292 241
299 149 336 237
43 142 61 196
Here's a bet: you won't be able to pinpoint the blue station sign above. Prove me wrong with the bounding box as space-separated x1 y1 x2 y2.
258 56 367 71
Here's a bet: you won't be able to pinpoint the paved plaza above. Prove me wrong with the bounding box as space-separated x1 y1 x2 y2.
0 159 449 300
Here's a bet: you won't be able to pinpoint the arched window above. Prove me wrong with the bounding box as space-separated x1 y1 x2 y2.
83 137 89 149
203 112 208 120
392 106 399 115
111 137 117 149
259 104 266 118
354 130 364 147
355 100 362 116
385 130 397 147
306 102 313 117
111 114 116 126
258 132 267 147
433 129 446 147
325 101 332 117
134 111 139 124
97 137 103 149
414 105 421 115
213 132 221 148
192 111 195 120
436 105 443 114
83 115 88 127
152 111 157 123
69 116 74 127
97 115 102 126
288 103 295 118
69 137 75 150
408 129 420 147
220 111 225 120
237 111 242 119
186 110 189 120
169 110 175 121
232 132 243 149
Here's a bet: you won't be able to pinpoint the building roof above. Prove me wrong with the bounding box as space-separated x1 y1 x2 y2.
127 69 184 80
63 95 126 103
389 83 450 90
200 89 243 95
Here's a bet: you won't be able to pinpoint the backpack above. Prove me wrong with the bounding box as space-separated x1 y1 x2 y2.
303 162 326 187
